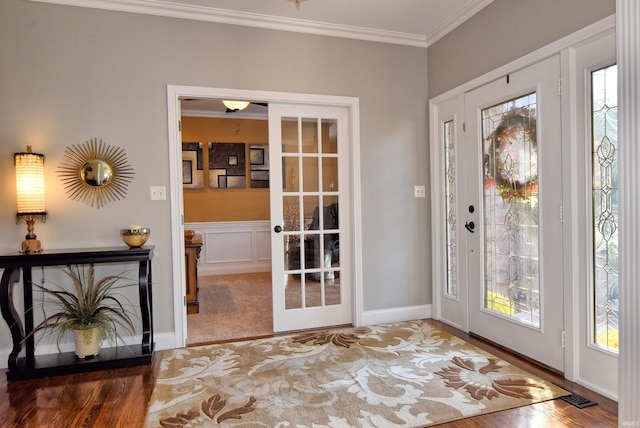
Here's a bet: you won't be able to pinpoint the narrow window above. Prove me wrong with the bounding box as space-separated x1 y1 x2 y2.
444 120 457 297
591 64 619 352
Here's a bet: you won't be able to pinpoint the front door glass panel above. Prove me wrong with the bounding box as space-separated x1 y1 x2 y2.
482 93 540 327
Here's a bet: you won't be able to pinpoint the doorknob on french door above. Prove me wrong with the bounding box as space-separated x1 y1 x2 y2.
274 225 282 233
465 221 475 233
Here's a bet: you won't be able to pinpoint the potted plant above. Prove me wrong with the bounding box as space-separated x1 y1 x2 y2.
25 264 136 359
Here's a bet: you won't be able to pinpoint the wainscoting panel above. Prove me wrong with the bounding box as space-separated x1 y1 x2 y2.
185 221 271 275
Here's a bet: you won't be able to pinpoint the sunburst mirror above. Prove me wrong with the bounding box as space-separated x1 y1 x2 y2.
57 138 135 208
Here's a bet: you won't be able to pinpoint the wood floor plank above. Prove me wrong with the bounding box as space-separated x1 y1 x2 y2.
431 320 618 428
0 353 161 428
0 320 618 427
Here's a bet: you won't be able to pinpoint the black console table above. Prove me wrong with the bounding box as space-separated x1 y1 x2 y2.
0 246 154 381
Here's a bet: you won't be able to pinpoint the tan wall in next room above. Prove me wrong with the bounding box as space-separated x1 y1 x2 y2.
181 116 270 222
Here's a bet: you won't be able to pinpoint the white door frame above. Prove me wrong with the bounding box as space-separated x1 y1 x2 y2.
430 16 616 394
166 85 363 348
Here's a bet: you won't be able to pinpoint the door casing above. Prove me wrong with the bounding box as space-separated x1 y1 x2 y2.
166 85 363 348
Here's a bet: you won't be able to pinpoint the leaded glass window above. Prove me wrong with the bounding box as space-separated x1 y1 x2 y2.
592 64 618 352
482 94 540 327
444 120 457 297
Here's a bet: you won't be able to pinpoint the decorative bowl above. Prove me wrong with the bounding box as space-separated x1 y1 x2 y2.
120 228 150 247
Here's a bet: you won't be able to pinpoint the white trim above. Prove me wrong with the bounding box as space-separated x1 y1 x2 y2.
573 376 618 402
167 85 363 348
426 0 494 46
360 305 432 327
167 87 187 349
617 0 640 422
181 110 267 120
429 101 444 324
29 0 428 47
349 102 364 328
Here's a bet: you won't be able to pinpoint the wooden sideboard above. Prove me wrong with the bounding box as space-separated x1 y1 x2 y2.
0 246 154 381
185 237 202 314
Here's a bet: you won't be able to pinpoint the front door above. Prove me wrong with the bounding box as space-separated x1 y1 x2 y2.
464 55 565 371
268 104 352 332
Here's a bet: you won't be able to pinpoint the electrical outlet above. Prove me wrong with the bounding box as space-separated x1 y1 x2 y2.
414 185 426 198
150 186 166 200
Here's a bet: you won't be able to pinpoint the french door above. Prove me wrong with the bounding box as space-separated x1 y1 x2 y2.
268 104 352 332
464 56 565 371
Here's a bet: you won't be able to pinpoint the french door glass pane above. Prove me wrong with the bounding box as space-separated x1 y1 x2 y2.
302 157 319 192
281 118 299 153
302 118 319 154
322 157 338 191
281 115 341 310
482 93 540 327
444 120 457 297
282 157 299 192
592 64 619 352
321 119 338 154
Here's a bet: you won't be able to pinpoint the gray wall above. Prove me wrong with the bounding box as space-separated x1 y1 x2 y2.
0 0 616 352
428 0 615 99
0 0 429 348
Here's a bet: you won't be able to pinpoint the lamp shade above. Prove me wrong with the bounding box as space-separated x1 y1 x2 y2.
14 148 46 214
222 100 250 111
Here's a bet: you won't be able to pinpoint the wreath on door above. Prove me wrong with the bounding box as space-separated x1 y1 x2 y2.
484 107 538 201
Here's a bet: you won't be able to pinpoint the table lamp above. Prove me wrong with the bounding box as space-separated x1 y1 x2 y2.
14 146 47 253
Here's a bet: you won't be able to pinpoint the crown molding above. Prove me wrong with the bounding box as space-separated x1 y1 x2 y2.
426 0 494 46
29 0 430 47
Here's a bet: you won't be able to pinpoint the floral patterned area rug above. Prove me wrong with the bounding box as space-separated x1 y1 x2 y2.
145 320 568 427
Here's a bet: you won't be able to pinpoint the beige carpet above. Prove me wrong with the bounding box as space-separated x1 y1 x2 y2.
187 273 273 345
146 320 568 427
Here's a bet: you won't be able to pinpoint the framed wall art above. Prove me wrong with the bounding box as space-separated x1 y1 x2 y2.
250 144 270 188
208 142 246 189
182 142 204 189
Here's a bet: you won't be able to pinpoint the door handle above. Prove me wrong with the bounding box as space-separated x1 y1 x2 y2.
274 225 282 233
465 221 475 233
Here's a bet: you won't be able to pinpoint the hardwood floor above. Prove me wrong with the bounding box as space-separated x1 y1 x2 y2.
0 320 617 427
430 320 618 427
0 356 161 428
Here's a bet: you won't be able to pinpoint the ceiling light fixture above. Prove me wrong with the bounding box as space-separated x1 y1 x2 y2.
222 100 250 111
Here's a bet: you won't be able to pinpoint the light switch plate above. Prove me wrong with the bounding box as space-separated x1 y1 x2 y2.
150 186 166 200
414 185 426 198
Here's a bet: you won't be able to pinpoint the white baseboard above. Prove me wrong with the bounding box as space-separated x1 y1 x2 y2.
153 332 179 351
574 376 618 402
198 263 271 276
432 316 466 333
359 304 432 327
